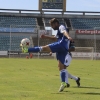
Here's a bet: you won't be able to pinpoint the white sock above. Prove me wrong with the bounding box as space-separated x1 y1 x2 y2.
68 72 78 81
65 70 69 83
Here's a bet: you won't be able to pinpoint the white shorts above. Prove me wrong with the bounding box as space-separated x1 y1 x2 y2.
64 53 72 67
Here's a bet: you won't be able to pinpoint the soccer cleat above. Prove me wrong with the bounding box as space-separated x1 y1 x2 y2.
76 77 80 87
59 82 70 92
66 83 70 87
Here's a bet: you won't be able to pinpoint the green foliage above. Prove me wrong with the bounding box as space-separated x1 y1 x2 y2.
0 58 100 100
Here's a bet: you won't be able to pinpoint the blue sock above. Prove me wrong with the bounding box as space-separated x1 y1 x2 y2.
60 69 66 82
28 47 42 52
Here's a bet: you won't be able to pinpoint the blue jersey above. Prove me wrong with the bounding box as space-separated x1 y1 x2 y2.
55 25 69 50
49 25 69 53
55 25 68 41
48 25 70 65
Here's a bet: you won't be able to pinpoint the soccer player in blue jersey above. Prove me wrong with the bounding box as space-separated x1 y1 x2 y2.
21 18 73 92
48 39 80 91
61 40 80 88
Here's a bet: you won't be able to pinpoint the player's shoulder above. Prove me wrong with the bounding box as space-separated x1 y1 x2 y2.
59 25 66 29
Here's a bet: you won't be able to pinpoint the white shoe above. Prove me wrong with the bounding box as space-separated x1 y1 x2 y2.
59 82 70 92
58 82 66 92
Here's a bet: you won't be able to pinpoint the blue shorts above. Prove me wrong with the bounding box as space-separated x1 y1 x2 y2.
48 39 70 66
56 52 66 63
48 39 68 53
56 52 72 66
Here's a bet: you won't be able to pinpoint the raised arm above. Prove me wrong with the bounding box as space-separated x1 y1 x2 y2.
41 34 57 41
59 26 73 41
63 31 72 41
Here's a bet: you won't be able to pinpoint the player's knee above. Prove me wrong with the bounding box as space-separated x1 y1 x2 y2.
58 61 65 71
58 62 69 70
58 66 65 71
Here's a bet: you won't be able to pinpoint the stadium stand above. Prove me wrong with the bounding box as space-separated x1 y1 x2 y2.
0 9 100 58
0 16 37 32
70 18 100 29
0 15 37 51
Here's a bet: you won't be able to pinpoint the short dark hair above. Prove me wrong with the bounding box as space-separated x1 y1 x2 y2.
49 18 59 25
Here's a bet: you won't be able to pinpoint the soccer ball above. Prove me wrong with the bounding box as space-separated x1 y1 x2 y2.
20 38 30 48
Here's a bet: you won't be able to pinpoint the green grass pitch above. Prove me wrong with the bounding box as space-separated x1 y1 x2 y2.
0 58 100 100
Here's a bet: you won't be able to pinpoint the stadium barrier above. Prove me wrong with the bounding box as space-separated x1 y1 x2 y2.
0 25 100 60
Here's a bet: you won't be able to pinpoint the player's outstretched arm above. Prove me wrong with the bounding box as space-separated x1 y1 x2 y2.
63 31 73 41
41 34 57 41
59 25 73 41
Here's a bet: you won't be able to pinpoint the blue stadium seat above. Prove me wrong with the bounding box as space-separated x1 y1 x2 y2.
0 16 37 32
70 18 100 29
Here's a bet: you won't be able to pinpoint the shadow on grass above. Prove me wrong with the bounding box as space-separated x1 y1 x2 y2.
51 86 100 95
51 91 100 95
63 91 100 95
51 91 69 94
81 92 100 95
72 86 100 89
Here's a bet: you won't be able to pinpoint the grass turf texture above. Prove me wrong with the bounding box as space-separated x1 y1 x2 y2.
0 58 100 100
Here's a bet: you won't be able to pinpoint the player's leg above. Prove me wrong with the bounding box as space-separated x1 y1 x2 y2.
21 41 66 53
22 45 52 53
68 72 80 87
64 54 80 87
63 53 72 86
58 61 69 92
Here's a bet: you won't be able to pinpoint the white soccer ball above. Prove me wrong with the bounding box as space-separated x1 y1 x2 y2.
20 38 30 48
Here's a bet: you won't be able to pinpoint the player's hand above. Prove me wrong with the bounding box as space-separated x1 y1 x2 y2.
49 52 52 56
40 34 46 39
68 37 73 41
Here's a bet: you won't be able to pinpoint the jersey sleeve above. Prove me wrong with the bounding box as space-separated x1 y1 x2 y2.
59 25 67 33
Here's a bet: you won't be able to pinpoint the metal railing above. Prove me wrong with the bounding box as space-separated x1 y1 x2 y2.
0 8 100 18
